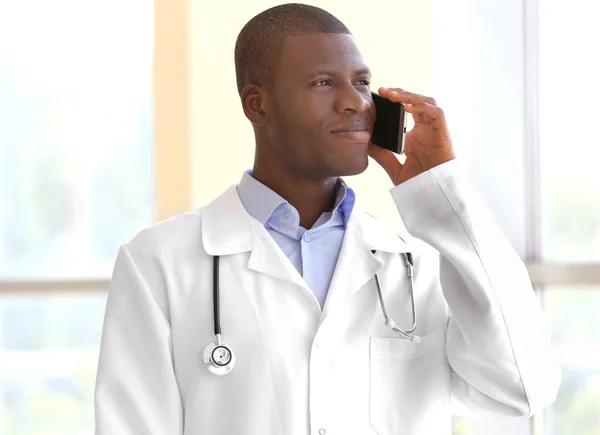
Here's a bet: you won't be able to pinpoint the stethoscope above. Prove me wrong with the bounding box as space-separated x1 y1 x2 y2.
202 251 419 376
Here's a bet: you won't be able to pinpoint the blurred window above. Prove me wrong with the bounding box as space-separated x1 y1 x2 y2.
544 287 600 435
0 0 153 434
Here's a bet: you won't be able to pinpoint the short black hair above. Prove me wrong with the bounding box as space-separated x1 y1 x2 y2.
234 3 351 96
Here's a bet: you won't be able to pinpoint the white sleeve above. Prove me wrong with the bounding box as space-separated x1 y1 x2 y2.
94 244 183 434
390 159 560 418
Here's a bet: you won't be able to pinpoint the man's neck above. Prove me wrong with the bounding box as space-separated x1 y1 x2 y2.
251 163 339 230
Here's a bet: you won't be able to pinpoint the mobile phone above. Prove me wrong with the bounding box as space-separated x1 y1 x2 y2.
371 91 407 154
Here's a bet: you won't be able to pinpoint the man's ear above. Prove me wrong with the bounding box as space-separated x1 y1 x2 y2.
241 84 268 127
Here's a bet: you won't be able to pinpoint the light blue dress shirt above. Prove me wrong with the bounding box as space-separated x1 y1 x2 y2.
236 170 356 309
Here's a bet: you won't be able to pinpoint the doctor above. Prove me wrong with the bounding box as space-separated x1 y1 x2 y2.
94 3 560 435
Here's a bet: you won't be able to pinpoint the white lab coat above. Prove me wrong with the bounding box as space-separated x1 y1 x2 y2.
94 160 560 435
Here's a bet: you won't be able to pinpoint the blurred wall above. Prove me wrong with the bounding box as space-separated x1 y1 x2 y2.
188 0 434 229
154 0 191 221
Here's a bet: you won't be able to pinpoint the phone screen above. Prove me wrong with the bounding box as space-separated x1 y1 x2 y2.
371 92 407 154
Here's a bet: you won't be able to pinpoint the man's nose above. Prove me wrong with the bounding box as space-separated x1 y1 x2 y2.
336 84 371 113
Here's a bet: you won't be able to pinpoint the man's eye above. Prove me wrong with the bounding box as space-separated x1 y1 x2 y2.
314 79 370 87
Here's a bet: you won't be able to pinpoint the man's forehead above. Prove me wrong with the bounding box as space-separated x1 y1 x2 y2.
279 33 368 76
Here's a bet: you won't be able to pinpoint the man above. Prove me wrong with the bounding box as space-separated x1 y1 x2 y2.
94 3 560 435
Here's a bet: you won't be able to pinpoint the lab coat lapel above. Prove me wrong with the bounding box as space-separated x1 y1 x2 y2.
246 218 310 292
322 207 411 320
202 184 310 291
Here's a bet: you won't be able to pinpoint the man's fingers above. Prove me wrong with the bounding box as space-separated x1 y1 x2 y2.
378 87 437 106
412 111 425 126
378 87 437 125
404 103 447 130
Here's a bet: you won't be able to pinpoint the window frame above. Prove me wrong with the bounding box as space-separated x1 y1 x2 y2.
524 0 600 433
0 0 191 293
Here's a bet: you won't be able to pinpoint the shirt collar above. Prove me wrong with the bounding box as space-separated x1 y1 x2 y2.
236 170 355 231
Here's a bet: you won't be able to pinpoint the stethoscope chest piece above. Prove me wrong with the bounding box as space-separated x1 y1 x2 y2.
202 339 236 376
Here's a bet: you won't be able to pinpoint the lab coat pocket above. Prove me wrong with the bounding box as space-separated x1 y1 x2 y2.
369 329 446 435
370 328 445 361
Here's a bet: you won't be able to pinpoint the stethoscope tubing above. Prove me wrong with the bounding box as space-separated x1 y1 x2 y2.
213 255 221 336
205 250 418 375
373 252 417 340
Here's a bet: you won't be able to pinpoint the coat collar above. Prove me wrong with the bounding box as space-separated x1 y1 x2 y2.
201 185 410 257
201 185 253 256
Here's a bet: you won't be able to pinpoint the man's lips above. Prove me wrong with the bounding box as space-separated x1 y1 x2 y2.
331 129 371 142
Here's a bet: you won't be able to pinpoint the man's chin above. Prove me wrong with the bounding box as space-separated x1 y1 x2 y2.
333 155 369 177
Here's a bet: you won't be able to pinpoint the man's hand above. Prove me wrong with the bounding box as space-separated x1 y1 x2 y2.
368 87 456 186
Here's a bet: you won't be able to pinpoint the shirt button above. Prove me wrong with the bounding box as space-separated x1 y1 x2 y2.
284 212 290 219
319 429 326 435
303 234 311 242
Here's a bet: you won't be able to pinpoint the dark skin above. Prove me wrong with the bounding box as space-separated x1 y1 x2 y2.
241 33 455 229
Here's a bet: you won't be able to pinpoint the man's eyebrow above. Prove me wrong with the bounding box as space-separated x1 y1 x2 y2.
353 68 372 76
307 68 372 78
